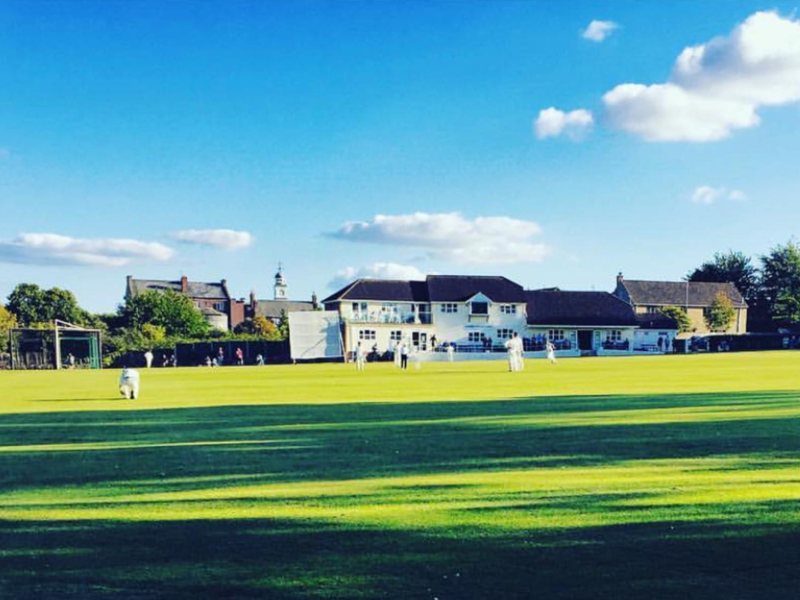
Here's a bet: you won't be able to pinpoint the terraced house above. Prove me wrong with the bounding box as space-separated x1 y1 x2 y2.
613 273 748 335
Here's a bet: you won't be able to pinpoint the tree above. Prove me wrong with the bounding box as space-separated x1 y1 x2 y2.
704 292 735 332
687 250 758 301
659 305 692 333
760 241 800 324
234 316 281 340
118 290 210 338
0 304 17 350
277 310 290 341
6 283 86 326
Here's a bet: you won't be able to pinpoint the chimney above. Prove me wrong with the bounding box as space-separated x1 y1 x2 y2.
250 289 257 308
312 291 319 310
181 275 188 294
616 272 624 285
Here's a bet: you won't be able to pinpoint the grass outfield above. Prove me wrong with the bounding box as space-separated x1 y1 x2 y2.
0 352 799 599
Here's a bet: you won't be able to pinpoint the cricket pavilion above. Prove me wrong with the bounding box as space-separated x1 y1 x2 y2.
322 275 681 361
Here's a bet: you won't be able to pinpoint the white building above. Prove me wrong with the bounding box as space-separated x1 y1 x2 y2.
323 275 528 356
323 276 678 359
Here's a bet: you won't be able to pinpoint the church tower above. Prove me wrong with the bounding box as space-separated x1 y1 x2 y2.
274 262 288 300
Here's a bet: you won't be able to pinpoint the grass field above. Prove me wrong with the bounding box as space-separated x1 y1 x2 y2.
1 352 799 599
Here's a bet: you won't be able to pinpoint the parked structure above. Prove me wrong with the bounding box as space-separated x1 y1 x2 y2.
125 275 239 331
612 273 747 335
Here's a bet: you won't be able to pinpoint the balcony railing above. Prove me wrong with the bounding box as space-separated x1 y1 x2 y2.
346 313 432 325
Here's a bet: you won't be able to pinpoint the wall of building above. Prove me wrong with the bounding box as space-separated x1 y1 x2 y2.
635 305 747 335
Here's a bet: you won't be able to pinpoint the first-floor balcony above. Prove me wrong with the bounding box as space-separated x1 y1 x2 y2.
346 312 432 325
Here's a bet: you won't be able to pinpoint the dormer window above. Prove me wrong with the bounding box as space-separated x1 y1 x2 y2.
471 301 488 315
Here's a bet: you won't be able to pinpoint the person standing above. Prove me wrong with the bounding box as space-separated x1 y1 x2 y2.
355 341 366 372
256 353 264 366
393 341 402 368
505 337 517 372
514 333 525 371
217 347 224 367
546 339 557 364
144 349 154 369
400 342 409 370
446 342 455 362
235 347 244 366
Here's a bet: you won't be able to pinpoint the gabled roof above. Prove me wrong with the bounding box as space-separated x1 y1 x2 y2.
127 278 229 300
635 313 679 330
619 280 746 308
426 275 526 303
526 290 638 327
322 279 429 303
255 300 315 319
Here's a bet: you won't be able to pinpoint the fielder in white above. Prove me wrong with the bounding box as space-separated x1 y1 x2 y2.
355 342 366 372
446 343 455 362
546 340 557 364
119 367 140 399
143 350 154 369
512 333 525 371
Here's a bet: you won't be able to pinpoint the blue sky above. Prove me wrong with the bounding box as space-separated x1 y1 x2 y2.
1 1 799 312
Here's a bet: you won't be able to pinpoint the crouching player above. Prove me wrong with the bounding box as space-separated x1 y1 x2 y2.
119 367 140 399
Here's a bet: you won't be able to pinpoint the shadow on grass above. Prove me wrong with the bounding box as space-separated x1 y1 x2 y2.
1 390 799 491
1 516 799 600
1 390 799 598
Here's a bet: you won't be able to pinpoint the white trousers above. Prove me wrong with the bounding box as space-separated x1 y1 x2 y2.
120 381 139 399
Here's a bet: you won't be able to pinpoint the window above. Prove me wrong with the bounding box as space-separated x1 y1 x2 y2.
497 328 514 339
548 329 565 342
390 330 402 342
646 306 660 314
471 302 489 315
214 302 226 312
606 330 622 342
500 304 517 315
352 302 368 313
359 330 376 341
468 332 482 343
440 303 458 313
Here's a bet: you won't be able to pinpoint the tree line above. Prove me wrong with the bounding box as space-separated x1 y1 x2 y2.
684 241 800 331
0 284 288 365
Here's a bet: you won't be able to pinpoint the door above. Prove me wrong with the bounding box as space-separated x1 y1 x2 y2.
578 330 593 350
412 332 428 351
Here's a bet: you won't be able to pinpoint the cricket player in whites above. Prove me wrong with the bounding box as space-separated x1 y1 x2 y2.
505 333 524 372
119 367 140 399
355 341 366 372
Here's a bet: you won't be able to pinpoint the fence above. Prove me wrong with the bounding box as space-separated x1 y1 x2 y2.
176 340 290 366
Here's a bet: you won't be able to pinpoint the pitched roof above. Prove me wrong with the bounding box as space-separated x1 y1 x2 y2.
526 290 638 327
620 280 747 308
426 275 526 303
127 278 229 300
322 279 429 303
635 313 679 330
255 300 315 319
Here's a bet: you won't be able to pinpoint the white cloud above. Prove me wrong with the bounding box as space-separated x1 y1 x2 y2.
582 20 619 42
0 233 174 267
691 186 747 204
604 11 800 141
330 212 549 265
171 229 254 250
329 263 427 289
534 107 594 139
